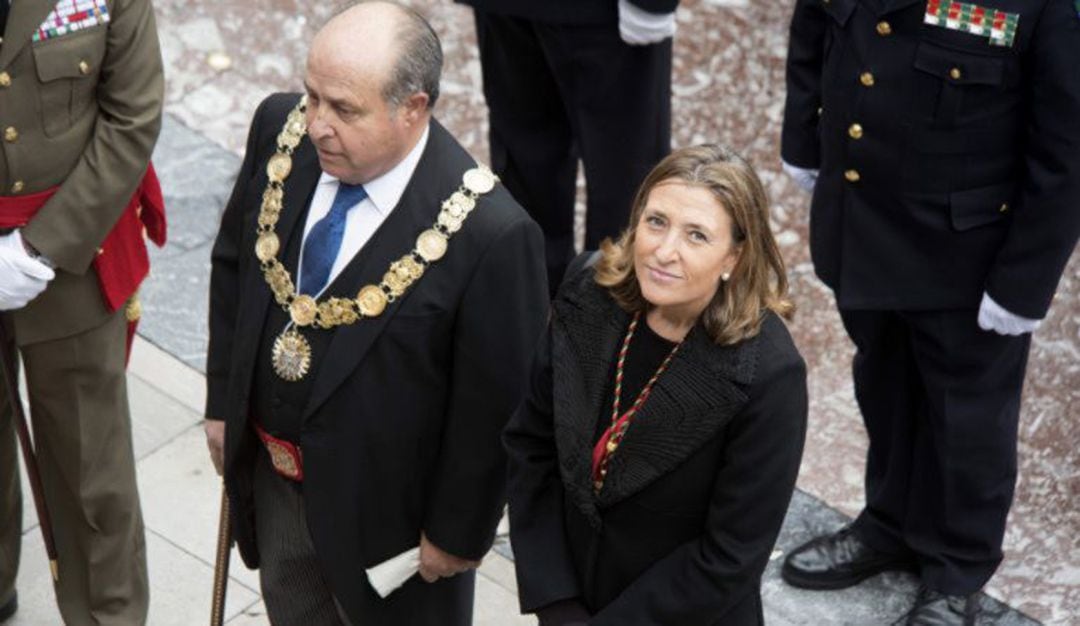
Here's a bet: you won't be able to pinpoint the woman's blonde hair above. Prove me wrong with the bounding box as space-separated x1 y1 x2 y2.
594 144 794 345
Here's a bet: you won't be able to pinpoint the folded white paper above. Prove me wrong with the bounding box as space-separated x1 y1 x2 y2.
365 546 421 598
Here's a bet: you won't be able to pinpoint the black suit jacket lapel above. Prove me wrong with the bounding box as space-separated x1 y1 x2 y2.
233 137 320 394
595 326 755 509
302 124 452 420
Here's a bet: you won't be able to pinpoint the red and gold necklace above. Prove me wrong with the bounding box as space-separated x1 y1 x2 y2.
592 311 682 492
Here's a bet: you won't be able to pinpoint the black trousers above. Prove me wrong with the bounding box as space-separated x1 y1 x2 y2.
472 10 672 294
839 309 1030 595
251 447 478 625
253 449 352 625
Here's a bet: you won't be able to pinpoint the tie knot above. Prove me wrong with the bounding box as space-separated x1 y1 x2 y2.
334 182 369 210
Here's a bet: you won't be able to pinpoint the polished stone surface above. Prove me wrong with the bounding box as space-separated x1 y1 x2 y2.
140 116 241 371
764 492 1040 626
134 0 1079 622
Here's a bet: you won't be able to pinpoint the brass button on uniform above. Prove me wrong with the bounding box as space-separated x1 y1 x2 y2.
78 60 91 75
96 247 105 256
0 72 10 88
949 67 962 80
3 127 18 143
848 123 864 140
11 181 25 194
844 169 861 183
860 71 875 87
999 203 1009 213
817 106 824 117
877 21 893 36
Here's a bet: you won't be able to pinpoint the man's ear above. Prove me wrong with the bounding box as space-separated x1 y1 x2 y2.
400 92 431 126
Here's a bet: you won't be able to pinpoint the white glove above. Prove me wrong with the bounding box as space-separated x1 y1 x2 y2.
618 0 677 45
783 160 819 193
0 230 56 311
977 292 1040 336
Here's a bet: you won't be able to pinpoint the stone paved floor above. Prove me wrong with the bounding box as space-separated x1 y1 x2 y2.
149 0 1078 621
7 0 1077 624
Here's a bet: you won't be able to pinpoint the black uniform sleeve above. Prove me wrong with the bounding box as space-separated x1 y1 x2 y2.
627 0 680 13
780 0 829 169
984 0 1080 319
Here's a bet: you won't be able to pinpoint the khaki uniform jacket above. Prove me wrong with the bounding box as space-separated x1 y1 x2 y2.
0 0 163 344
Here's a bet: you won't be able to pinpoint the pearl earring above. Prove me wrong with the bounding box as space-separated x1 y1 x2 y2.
722 272 731 282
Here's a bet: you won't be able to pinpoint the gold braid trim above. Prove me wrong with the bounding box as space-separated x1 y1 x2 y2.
255 96 498 329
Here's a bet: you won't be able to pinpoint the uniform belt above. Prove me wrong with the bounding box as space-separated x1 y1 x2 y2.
253 422 304 482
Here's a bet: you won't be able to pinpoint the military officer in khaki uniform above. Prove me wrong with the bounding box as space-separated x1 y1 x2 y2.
0 0 164 623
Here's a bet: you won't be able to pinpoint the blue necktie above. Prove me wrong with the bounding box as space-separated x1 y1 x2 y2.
300 183 368 296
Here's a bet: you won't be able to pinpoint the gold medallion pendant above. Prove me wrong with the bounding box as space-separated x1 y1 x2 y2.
271 328 312 382
257 98 498 383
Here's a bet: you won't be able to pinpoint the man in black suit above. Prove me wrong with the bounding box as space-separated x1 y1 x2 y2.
202 3 547 624
455 0 679 295
779 0 1080 623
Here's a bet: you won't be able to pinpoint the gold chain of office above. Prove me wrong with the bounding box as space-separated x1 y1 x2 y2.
255 96 499 381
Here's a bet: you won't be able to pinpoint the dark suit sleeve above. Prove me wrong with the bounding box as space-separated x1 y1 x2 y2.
423 215 549 560
780 0 828 169
503 325 583 613
627 0 680 13
205 98 268 420
590 334 808 625
22 0 163 272
984 0 1080 319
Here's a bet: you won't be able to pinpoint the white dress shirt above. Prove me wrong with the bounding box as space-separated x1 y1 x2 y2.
297 124 430 295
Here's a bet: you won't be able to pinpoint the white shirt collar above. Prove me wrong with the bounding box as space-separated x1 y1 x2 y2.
315 123 431 215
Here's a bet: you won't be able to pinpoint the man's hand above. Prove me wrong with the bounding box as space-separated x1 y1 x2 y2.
618 0 676 45
977 292 1041 336
417 532 480 583
0 230 55 311
204 419 225 475
783 160 819 193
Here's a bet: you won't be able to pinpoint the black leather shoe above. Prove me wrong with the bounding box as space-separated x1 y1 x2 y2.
781 525 914 590
0 592 16 623
895 587 978 625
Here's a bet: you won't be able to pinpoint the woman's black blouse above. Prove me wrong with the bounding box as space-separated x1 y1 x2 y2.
593 317 678 445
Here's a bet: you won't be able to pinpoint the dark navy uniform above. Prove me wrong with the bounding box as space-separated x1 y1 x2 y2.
455 0 677 294
782 0 1080 595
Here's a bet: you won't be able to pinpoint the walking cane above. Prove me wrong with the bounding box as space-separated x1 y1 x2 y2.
0 324 59 582
210 485 232 626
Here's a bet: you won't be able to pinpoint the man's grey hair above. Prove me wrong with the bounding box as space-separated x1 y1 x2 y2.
382 5 443 110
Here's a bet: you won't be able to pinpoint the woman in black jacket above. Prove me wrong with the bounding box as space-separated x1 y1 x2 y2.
505 145 808 625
